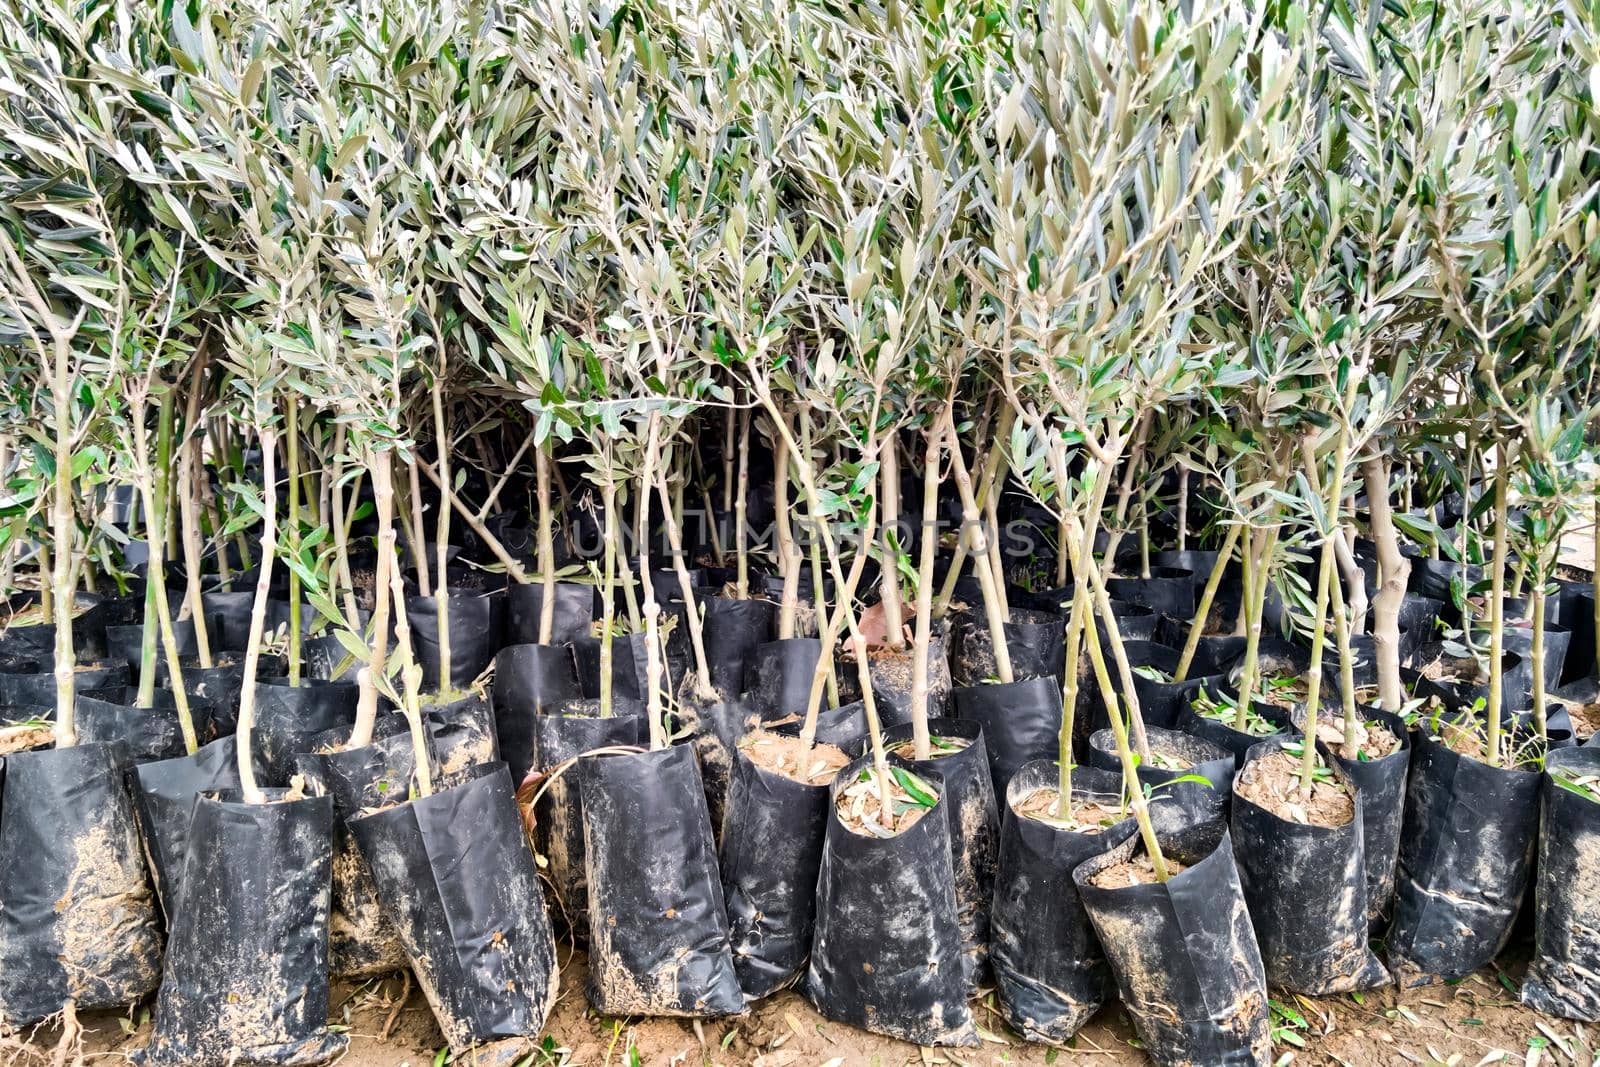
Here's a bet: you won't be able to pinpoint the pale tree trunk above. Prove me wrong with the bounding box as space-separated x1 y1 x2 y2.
599 465 618 718
431 377 452 689
655 467 715 700
946 421 1013 682
1485 444 1512 767
1099 411 1152 573
1297 423 1351 793
773 413 800 639
1362 456 1411 711
878 437 905 651
1334 530 1368 635
735 407 751 599
637 415 666 746
235 426 279 804
536 447 556 644
1174 523 1241 682
1176 466 1189 553
49 328 78 747
908 422 944 761
384 520 434 797
348 449 395 750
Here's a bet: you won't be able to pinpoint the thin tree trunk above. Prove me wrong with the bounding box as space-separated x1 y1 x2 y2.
879 437 905 651
407 454 431 597
1362 456 1410 710
235 426 279 804
536 447 556 643
1297 422 1350 792
1176 466 1189 553
655 468 715 700
1174 523 1242 682
286 397 303 686
383 519 433 797
1486 443 1512 767
945 420 1013 682
1333 530 1368 635
774 413 800 639
735 407 751 599
600 467 618 718
1083 599 1169 879
637 415 665 745
1099 411 1152 573
431 377 452 690
348 449 395 750
908 420 945 761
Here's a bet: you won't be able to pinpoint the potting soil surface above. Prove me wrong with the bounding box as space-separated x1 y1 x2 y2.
27 946 1585 1066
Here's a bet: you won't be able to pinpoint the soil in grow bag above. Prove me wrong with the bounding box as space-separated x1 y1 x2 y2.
491 642 584 783
1412 643 1532 717
743 637 823 718
506 581 596 648
1521 746 1600 1021
0 713 54 756
879 718 998 993
805 754 977 1047
251 677 360 785
0 744 163 1028
407 589 506 691
136 789 345 1067
580 743 744 1017
350 763 559 1062
952 674 1061 797
991 762 1136 1047
1230 739 1388 994
1386 725 1542 987
698 595 779 697
74 687 214 764
1323 707 1411 925
130 735 247 921
529 699 644 938
866 634 953 725
1087 725 1235 835
721 730 850 1000
294 728 438 978
950 606 1065 688
1074 821 1272 1067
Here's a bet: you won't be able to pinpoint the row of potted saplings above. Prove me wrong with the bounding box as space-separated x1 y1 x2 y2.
0 501 1597 1066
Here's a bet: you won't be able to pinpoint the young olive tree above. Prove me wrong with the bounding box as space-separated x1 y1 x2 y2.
980 0 1305 840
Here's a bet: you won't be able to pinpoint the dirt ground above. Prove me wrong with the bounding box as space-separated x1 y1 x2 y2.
10 943 1595 1067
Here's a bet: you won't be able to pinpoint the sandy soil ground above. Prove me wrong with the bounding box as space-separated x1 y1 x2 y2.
9 943 1594 1067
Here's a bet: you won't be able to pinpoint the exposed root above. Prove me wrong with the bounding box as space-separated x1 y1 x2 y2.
48 1003 78 1067
380 970 411 1042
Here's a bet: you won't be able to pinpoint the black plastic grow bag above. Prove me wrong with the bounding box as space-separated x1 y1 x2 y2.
0 744 163 1027
350 763 559 1055
580 744 743 1016
136 789 345 1067
805 754 976 1046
